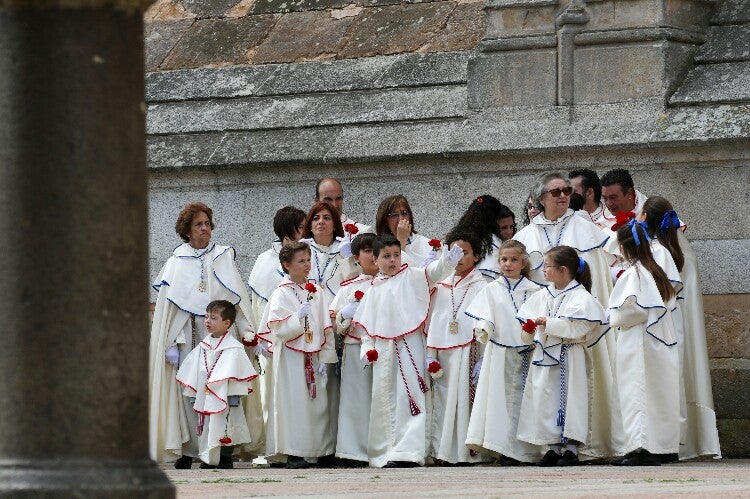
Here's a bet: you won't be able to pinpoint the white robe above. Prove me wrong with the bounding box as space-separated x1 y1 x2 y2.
258 277 337 458
515 282 610 457
465 276 545 462
401 232 439 269
341 214 373 239
176 333 258 465
328 273 374 462
476 235 502 282
424 268 488 463
352 257 454 467
609 262 680 455
148 242 263 463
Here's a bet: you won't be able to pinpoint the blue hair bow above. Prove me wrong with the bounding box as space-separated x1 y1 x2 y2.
577 256 586 274
627 219 651 246
660 210 680 236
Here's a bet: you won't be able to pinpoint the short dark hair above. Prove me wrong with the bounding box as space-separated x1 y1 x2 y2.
600 168 635 193
351 232 377 256
373 234 401 257
175 202 214 242
206 300 237 325
273 206 306 241
279 241 311 274
569 168 602 203
445 227 485 261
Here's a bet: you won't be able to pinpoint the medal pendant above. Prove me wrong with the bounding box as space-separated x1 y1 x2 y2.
304 329 314 343
198 281 207 292
449 321 459 334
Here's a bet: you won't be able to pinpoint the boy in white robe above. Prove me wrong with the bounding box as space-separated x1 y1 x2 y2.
352 235 463 468
516 246 609 466
327 233 379 464
176 300 258 468
465 240 544 464
424 229 489 464
609 221 680 465
257 242 338 469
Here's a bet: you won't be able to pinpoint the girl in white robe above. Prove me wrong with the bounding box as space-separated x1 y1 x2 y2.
424 229 489 464
465 240 544 464
352 235 463 467
609 221 680 465
327 233 379 464
640 197 721 460
516 245 608 466
257 242 338 469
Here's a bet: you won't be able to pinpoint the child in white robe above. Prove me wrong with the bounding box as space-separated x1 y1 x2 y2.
176 300 258 468
327 233 379 464
425 228 489 464
516 245 608 466
609 221 680 465
257 242 338 469
352 234 463 468
465 240 544 465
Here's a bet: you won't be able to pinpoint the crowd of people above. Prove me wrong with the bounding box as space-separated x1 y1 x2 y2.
148 169 721 470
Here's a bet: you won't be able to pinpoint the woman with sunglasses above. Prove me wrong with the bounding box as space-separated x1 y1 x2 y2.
513 172 619 461
375 195 438 268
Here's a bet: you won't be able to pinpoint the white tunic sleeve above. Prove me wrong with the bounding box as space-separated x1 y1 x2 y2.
609 295 649 330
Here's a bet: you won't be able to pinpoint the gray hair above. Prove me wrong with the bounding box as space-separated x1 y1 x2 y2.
532 172 572 210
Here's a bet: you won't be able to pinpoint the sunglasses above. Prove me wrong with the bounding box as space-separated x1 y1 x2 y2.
545 187 573 198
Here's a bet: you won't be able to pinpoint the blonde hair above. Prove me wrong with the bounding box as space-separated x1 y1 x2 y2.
498 239 531 278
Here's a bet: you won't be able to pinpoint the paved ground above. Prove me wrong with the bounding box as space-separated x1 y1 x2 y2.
163 459 750 498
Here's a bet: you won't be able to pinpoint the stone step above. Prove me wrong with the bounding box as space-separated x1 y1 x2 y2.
145 51 471 102
670 61 750 104
146 84 467 134
712 0 750 25
696 25 750 62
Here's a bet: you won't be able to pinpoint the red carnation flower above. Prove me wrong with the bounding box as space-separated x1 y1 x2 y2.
242 337 259 347
219 436 232 445
344 223 359 234
611 211 636 231
427 360 442 374
428 239 442 250
354 290 364 301
521 319 537 333
304 282 317 293
366 349 378 362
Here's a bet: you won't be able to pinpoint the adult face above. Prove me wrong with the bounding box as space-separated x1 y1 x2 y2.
527 198 540 222
539 178 571 220
310 208 334 244
188 211 212 249
386 203 411 237
601 184 636 214
317 180 344 217
498 216 516 241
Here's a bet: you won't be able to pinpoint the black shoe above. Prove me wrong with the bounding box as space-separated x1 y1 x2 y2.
557 450 579 466
317 454 336 468
611 451 635 466
621 451 661 466
286 456 310 469
268 461 287 468
199 461 217 469
218 455 234 469
383 460 420 468
537 450 560 467
659 453 679 464
498 456 521 466
173 455 193 469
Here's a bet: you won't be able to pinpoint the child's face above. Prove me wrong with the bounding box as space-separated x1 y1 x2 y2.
284 250 311 282
498 216 516 241
376 244 402 276
542 256 571 288
451 240 479 277
499 248 524 279
204 309 231 336
355 247 379 276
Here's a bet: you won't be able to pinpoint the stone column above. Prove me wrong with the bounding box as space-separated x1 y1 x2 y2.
0 1 174 496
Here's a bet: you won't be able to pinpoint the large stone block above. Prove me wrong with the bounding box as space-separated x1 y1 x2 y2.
144 18 194 71
467 49 557 108
483 0 558 39
176 0 240 17
711 359 750 419
425 2 485 53
716 418 750 458
695 25 750 63
580 0 715 32
573 40 696 103
712 0 750 24
249 0 351 14
251 10 357 64
704 295 750 359
146 63 281 101
160 15 278 69
670 62 750 104
338 2 455 58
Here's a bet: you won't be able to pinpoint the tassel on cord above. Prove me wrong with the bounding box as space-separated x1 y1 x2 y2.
403 339 429 393
305 353 317 399
395 339 421 416
197 414 205 437
557 344 568 437
409 397 421 416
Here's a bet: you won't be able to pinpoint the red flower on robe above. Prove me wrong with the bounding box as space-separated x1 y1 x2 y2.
344 223 358 234
354 290 364 301
427 360 442 374
366 349 378 362
304 282 317 293
521 319 537 333
242 337 259 347
219 436 232 445
428 239 442 251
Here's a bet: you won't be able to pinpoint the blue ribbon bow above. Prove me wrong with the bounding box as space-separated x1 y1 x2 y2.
577 256 586 274
660 210 680 236
628 219 651 246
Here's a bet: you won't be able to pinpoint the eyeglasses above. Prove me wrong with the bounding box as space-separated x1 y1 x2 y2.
545 187 573 198
542 263 560 269
526 204 536 211
388 210 411 220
